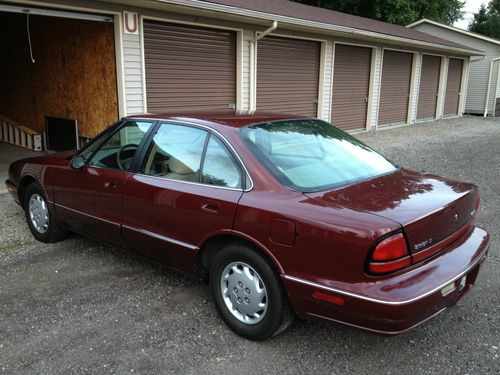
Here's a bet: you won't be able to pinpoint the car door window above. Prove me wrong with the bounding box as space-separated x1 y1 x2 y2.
202 135 242 188
141 124 208 182
86 121 153 171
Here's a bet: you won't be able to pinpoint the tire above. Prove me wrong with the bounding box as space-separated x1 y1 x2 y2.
210 242 294 340
24 183 69 243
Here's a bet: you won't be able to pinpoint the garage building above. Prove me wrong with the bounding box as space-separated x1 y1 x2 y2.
0 0 484 151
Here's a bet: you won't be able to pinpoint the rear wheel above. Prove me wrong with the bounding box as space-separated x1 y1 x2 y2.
24 183 69 243
209 243 294 340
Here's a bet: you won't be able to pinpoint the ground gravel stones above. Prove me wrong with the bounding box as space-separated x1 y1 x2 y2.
0 116 498 374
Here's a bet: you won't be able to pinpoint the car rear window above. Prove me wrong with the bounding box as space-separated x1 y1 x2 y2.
240 119 397 192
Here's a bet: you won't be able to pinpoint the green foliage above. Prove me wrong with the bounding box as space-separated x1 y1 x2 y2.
292 0 465 26
469 1 500 39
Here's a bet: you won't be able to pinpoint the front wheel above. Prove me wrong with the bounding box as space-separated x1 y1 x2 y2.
209 243 294 340
24 183 69 243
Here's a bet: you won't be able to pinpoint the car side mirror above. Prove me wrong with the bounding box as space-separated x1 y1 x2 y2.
70 155 85 170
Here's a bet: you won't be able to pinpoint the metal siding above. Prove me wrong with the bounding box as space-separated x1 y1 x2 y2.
417 55 441 120
378 50 413 125
331 44 371 131
257 36 320 117
444 58 463 116
413 23 500 114
242 29 253 111
370 46 383 128
123 32 144 114
321 40 334 122
143 20 236 112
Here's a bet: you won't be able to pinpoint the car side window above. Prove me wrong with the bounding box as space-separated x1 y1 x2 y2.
141 124 208 182
86 121 153 171
202 135 242 188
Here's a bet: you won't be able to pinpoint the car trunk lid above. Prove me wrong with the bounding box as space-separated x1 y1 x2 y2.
304 169 478 258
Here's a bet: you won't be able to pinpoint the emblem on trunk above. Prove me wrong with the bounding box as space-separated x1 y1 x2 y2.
414 238 433 251
454 213 458 222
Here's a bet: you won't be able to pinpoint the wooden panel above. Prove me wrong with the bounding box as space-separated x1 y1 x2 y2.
444 58 464 116
257 36 320 117
143 21 236 113
331 44 371 131
417 55 441 120
378 50 413 126
0 13 118 137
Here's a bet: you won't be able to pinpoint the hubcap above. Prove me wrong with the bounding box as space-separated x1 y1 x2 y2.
220 261 268 325
29 194 49 234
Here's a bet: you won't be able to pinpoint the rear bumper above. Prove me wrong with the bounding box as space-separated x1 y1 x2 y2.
283 226 490 334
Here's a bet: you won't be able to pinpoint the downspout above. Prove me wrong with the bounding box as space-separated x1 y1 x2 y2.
484 56 500 117
250 21 277 112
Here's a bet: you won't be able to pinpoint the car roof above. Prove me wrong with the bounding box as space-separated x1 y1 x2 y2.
127 111 309 129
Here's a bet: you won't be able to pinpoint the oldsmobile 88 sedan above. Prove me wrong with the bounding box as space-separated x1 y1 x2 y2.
6 112 490 340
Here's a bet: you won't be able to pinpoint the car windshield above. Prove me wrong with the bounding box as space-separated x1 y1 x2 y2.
240 119 397 192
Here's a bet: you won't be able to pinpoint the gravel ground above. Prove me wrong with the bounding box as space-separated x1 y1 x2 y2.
0 116 499 374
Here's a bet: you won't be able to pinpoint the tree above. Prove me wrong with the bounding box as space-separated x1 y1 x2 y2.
292 0 465 26
469 1 500 39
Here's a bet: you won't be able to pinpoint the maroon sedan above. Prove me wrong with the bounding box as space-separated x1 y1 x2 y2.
6 113 490 340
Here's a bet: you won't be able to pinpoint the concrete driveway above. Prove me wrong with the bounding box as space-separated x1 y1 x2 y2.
0 116 498 374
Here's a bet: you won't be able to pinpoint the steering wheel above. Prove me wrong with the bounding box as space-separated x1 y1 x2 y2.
117 143 139 170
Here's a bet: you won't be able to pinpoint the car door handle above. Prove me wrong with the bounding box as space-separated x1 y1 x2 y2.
201 203 219 214
104 181 118 189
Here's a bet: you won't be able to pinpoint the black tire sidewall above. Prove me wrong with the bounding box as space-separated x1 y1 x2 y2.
24 183 62 243
210 243 285 341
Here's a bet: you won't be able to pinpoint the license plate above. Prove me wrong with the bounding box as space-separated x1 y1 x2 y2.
441 282 456 297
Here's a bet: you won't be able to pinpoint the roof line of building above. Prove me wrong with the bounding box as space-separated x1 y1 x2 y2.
155 0 484 56
407 18 500 46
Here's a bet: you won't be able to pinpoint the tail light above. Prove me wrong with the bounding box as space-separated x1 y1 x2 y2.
368 233 411 275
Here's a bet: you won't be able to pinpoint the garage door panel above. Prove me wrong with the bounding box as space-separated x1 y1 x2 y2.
378 50 413 126
144 21 236 113
417 55 441 120
444 58 463 116
257 37 320 117
331 44 371 131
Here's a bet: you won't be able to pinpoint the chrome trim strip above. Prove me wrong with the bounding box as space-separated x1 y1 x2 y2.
307 307 447 335
54 203 120 227
284 240 489 306
126 118 254 192
122 224 199 250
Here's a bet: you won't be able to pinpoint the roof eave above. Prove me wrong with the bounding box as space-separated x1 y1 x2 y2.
152 0 484 56
407 18 500 47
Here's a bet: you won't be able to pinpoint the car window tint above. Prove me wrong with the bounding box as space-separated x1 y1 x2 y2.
141 124 208 183
86 121 153 171
202 135 242 188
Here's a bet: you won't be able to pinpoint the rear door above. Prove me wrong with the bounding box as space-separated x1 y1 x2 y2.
121 122 244 272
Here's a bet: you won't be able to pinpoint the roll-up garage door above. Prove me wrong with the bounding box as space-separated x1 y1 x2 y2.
257 36 320 117
331 44 372 131
444 58 464 116
143 21 236 113
417 55 441 120
378 50 413 126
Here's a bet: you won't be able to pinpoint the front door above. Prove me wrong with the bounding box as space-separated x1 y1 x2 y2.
53 120 154 245
121 122 244 273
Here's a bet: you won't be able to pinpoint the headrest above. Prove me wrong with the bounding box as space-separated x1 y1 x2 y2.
169 156 195 175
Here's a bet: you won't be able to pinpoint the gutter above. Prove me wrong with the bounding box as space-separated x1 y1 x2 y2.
155 0 485 56
484 56 500 117
249 21 278 112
